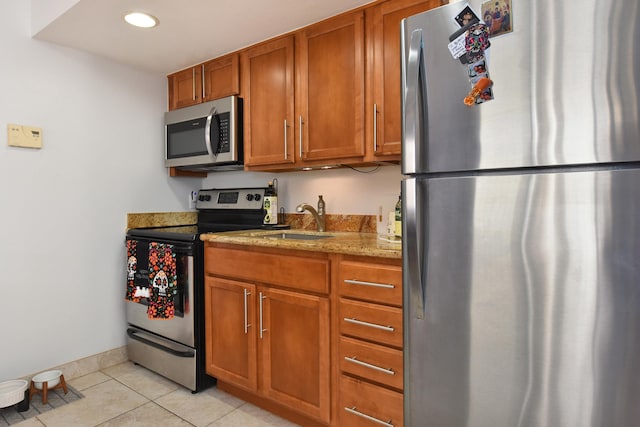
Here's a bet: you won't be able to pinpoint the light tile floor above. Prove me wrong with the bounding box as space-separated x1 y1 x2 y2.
15 362 299 427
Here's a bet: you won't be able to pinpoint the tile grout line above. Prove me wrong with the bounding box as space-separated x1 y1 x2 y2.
99 369 199 426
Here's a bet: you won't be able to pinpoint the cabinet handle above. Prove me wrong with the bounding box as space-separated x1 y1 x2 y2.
192 68 196 101
344 279 395 289
259 292 267 339
284 119 288 160
201 64 205 100
344 406 394 427
343 317 395 332
344 356 395 375
243 289 251 334
298 115 304 158
373 103 378 152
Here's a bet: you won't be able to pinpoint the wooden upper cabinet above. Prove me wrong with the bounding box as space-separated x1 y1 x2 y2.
366 0 440 160
168 66 202 110
202 53 240 102
241 36 295 168
168 54 239 111
296 11 366 164
167 0 443 170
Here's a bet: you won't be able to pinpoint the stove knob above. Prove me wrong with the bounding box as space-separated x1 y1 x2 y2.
198 195 206 201
246 194 254 201
205 195 212 201
254 194 262 202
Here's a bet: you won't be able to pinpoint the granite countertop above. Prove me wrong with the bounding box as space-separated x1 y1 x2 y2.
200 229 402 259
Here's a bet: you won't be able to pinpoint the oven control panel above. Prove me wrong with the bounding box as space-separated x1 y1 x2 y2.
196 187 267 210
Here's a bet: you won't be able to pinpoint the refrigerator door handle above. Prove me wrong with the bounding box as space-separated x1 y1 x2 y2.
402 28 424 175
405 179 425 319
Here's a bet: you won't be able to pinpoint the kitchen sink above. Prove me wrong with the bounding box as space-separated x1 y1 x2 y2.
263 232 334 240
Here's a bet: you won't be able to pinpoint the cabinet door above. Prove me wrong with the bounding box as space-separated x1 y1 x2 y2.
167 66 202 110
296 11 365 163
260 287 330 423
241 36 295 167
202 54 240 102
367 0 440 158
204 276 257 391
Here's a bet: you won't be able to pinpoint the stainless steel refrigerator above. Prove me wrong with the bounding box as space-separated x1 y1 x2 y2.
401 1 640 426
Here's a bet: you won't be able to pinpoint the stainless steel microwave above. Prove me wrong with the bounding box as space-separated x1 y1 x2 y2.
164 95 243 171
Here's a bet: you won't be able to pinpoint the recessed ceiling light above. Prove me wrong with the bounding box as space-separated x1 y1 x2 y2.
124 12 158 28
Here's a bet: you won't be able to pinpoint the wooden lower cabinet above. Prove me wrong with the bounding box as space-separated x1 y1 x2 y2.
204 277 257 391
261 287 330 422
336 255 404 426
204 244 402 426
339 375 404 427
339 336 403 390
204 244 330 424
339 298 403 348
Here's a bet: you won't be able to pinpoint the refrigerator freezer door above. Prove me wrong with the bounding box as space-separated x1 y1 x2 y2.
401 0 640 174
403 168 640 426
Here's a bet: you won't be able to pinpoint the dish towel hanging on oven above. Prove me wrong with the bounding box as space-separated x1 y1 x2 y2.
125 239 140 303
147 242 177 320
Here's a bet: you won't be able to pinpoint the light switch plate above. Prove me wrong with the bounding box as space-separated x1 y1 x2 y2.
7 124 43 148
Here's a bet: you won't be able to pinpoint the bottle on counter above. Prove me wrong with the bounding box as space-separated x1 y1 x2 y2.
394 194 402 237
263 179 279 225
317 195 325 216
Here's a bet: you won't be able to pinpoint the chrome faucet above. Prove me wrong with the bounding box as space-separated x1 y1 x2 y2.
296 195 326 232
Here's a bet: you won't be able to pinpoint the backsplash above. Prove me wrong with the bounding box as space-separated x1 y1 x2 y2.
126 212 197 229
127 212 376 233
285 213 376 233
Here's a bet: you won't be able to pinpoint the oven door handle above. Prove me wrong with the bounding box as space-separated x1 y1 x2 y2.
127 328 194 358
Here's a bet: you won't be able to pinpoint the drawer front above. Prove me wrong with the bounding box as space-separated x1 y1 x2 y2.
338 261 402 306
339 375 403 427
339 336 403 390
339 299 403 348
205 245 329 294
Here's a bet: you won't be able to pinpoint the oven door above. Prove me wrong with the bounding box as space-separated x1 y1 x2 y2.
126 238 195 347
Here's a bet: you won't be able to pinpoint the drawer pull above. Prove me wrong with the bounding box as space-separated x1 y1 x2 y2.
259 292 267 339
243 289 251 334
345 406 394 427
344 356 395 375
343 317 395 332
344 279 395 289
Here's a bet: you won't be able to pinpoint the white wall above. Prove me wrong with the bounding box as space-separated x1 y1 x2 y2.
0 1 403 381
0 1 198 380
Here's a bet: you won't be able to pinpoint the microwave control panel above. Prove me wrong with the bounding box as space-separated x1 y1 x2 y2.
214 112 230 153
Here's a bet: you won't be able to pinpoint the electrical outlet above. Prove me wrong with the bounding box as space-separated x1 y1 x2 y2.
189 191 198 209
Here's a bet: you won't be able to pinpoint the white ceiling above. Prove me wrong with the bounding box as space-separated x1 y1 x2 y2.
32 0 376 75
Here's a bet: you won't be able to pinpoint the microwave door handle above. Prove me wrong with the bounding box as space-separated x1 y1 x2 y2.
204 106 219 158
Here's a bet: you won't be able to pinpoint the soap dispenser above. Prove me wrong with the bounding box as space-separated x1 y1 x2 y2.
317 195 325 216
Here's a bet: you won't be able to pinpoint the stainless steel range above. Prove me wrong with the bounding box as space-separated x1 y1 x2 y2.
125 187 287 392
